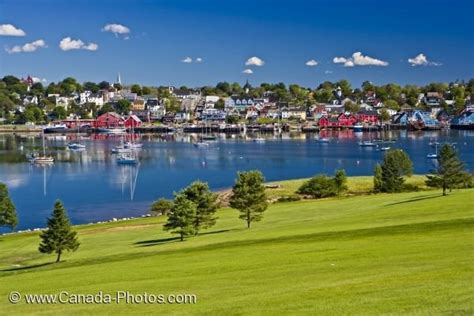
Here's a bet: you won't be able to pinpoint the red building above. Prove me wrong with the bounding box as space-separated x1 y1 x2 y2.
124 115 142 128
318 115 340 128
337 113 358 127
357 111 379 124
94 112 124 128
319 113 357 128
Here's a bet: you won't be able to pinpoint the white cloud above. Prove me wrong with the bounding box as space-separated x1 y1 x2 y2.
408 53 441 66
59 37 98 51
5 39 46 54
245 56 264 66
242 69 253 74
32 77 47 83
102 23 131 37
195 57 203 63
305 59 318 67
0 24 26 36
182 57 193 63
333 52 388 67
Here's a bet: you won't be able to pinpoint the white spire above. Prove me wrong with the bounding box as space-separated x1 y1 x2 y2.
117 72 122 85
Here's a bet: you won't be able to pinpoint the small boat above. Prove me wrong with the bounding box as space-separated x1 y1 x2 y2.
111 146 131 154
379 146 391 151
116 154 138 164
317 138 330 143
427 143 439 159
29 155 54 164
30 131 54 164
253 138 266 143
194 141 209 148
429 141 440 147
97 127 127 134
358 141 377 147
353 123 363 133
201 135 217 141
67 142 86 150
43 123 68 133
124 142 143 149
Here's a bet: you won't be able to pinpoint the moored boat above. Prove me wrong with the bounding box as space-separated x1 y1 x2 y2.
358 141 377 147
97 127 127 134
116 153 138 164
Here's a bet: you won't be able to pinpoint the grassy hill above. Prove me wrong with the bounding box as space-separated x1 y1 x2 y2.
0 188 473 315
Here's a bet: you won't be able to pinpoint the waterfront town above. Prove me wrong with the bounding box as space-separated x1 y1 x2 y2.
1 75 473 133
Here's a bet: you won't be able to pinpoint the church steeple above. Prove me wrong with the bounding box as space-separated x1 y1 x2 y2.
116 72 122 85
243 79 251 94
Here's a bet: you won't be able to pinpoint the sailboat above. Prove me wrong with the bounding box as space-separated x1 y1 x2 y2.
426 143 438 159
194 122 210 147
29 130 54 164
68 120 86 150
116 153 138 164
124 123 143 149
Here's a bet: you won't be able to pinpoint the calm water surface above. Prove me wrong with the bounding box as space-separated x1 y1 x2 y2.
0 129 472 230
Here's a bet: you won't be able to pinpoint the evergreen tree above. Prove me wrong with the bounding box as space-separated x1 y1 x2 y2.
39 200 79 263
334 169 348 195
163 194 196 241
181 181 218 235
373 164 383 193
150 198 174 216
0 183 18 230
380 150 413 192
229 171 268 228
426 144 470 195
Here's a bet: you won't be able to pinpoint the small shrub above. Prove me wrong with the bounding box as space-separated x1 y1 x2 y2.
277 194 302 203
297 175 338 199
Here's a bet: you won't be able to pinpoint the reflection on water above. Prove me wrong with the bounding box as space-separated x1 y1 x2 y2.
0 129 472 230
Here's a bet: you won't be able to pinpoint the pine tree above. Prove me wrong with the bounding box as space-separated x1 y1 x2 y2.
380 149 413 192
426 144 469 195
373 164 383 193
334 169 348 195
229 170 268 228
163 194 197 241
39 200 80 263
181 181 218 235
0 183 18 230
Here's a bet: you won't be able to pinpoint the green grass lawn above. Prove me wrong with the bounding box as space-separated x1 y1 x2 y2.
0 188 473 315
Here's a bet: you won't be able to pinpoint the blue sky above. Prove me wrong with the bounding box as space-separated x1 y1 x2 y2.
0 0 473 88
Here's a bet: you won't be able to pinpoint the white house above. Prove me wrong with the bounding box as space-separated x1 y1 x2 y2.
87 93 104 106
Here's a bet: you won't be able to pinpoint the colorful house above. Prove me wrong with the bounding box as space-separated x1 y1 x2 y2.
357 110 379 124
337 113 358 127
95 112 124 128
124 115 142 128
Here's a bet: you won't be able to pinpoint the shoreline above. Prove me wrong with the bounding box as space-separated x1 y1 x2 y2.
1 175 430 236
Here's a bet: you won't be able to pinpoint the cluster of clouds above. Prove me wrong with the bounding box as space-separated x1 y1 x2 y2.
408 53 441 67
242 56 264 74
333 52 389 67
181 57 203 63
1 23 130 54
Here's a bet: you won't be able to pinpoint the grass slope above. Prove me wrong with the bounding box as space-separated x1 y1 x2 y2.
0 188 473 315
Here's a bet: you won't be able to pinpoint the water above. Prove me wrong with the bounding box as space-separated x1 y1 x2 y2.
0 129 472 231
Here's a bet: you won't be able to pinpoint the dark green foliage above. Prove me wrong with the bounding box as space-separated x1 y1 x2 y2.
297 175 338 198
163 194 197 241
181 181 218 234
150 198 174 216
298 169 348 198
373 164 383 193
39 200 80 263
277 194 302 203
115 99 131 115
229 170 268 228
378 149 413 193
426 144 470 195
334 169 348 195
0 183 17 230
